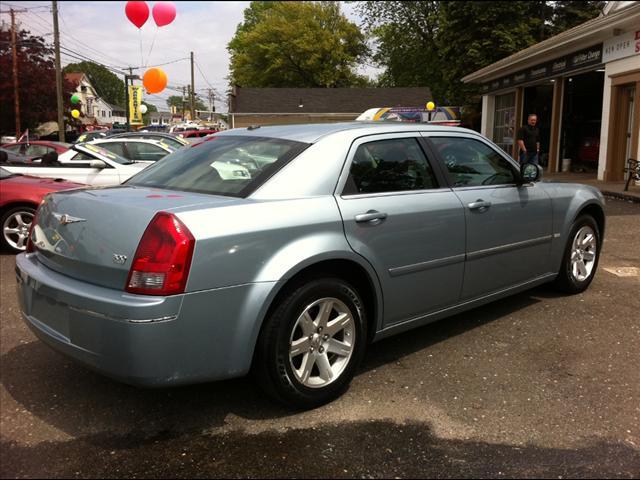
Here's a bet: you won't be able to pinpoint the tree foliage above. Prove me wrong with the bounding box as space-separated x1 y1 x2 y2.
228 1 370 87
0 27 75 134
356 1 605 106
166 95 207 111
63 61 125 107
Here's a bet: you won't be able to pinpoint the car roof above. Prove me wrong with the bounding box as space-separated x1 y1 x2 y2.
91 138 167 145
215 122 478 143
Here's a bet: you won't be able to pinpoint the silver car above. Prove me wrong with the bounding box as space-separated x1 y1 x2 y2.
15 123 605 408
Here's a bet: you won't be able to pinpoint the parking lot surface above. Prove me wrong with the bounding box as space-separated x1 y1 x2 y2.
1 198 639 478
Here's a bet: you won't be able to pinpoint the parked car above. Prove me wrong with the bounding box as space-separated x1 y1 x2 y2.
15 123 605 409
75 131 108 143
106 132 189 149
1 140 71 157
0 147 38 164
1 143 147 186
578 136 600 164
0 166 84 252
178 129 219 143
90 138 177 163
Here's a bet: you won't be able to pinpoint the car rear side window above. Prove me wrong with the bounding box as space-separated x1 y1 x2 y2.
430 137 517 187
125 136 309 197
344 138 438 195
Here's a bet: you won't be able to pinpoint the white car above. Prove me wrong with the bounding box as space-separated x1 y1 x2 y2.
91 138 250 180
1 143 147 186
90 138 178 164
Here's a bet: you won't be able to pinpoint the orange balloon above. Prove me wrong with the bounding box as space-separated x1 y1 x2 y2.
143 67 167 94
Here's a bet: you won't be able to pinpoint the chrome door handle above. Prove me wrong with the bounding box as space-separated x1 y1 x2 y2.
467 200 492 211
355 210 388 223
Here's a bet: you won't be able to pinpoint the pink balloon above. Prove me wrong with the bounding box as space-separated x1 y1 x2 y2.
152 1 176 27
125 1 149 29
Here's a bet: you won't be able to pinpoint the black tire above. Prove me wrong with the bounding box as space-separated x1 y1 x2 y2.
553 214 601 294
253 277 367 409
0 205 36 253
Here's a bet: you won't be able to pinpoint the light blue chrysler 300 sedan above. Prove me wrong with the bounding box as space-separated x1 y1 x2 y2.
15 123 605 408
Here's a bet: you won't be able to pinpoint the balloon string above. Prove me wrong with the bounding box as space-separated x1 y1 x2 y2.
145 27 158 68
139 28 144 69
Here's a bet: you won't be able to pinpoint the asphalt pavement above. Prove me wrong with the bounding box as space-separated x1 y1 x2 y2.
1 197 639 478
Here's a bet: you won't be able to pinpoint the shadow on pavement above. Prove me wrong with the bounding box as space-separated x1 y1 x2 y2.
2 420 639 478
1 285 555 446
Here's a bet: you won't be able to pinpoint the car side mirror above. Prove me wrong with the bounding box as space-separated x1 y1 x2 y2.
90 160 107 169
520 162 542 183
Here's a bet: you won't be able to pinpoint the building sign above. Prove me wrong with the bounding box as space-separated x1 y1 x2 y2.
603 30 640 63
128 85 143 125
481 44 603 94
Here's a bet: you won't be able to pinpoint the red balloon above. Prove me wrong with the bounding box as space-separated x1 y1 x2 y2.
125 1 149 29
152 2 176 27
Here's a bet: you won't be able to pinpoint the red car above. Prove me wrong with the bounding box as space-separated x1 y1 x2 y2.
1 140 71 158
178 129 220 143
0 167 84 253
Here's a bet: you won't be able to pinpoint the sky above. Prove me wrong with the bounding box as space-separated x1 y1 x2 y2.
2 1 380 113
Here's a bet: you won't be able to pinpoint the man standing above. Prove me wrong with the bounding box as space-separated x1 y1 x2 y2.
517 114 540 165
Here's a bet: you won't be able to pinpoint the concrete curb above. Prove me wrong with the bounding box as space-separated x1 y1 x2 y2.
601 190 640 203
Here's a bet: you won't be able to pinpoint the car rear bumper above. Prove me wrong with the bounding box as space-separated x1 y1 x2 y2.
15 253 276 387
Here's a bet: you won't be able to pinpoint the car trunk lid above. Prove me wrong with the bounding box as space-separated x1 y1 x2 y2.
32 186 243 290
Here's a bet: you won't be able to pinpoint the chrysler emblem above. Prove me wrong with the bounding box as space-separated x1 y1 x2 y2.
53 213 86 225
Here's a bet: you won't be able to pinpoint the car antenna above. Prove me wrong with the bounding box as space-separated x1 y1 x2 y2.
247 125 261 131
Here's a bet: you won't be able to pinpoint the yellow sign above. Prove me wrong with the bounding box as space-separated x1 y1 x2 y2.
129 85 143 125
426 101 435 111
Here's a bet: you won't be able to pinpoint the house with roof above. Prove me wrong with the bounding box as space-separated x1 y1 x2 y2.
64 72 126 127
227 87 433 129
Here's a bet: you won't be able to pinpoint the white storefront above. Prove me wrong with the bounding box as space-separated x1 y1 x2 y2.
463 1 640 182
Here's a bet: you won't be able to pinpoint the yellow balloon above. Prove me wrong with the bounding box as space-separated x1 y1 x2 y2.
71 109 80 119
426 101 436 111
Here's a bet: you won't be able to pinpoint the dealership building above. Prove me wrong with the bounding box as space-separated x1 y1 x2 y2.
462 1 639 182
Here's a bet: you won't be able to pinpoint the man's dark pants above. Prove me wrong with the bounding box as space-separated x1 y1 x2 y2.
519 151 539 165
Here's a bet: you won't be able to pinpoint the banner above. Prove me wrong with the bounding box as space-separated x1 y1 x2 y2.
128 85 143 125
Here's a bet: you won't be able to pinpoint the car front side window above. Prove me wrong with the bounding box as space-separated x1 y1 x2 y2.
430 137 517 187
344 138 438 195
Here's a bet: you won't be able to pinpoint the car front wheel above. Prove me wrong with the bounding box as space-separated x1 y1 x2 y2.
1 205 36 253
554 214 601 294
253 277 367 409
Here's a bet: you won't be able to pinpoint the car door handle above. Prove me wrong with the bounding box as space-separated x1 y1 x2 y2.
467 200 492 211
355 210 388 223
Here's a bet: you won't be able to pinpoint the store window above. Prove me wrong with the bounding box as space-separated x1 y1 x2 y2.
493 92 516 154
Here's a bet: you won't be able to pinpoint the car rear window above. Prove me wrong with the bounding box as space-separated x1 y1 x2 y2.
125 136 309 197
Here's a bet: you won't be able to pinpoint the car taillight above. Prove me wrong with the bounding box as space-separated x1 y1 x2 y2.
125 212 195 296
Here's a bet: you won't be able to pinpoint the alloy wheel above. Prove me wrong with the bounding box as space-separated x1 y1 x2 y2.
288 297 355 389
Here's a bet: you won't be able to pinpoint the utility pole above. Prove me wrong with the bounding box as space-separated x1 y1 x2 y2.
10 9 21 139
190 51 195 120
208 88 214 122
52 1 65 142
182 86 186 121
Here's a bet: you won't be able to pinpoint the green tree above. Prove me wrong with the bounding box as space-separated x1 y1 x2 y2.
141 101 157 125
63 61 125 107
166 95 207 112
356 1 605 106
228 1 369 87
1 27 75 133
549 1 605 36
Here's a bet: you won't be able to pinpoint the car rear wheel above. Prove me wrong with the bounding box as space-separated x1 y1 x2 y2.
554 215 601 294
253 277 366 409
1 206 36 253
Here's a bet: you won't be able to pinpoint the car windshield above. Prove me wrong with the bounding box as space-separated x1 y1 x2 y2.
76 143 133 165
126 136 309 197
